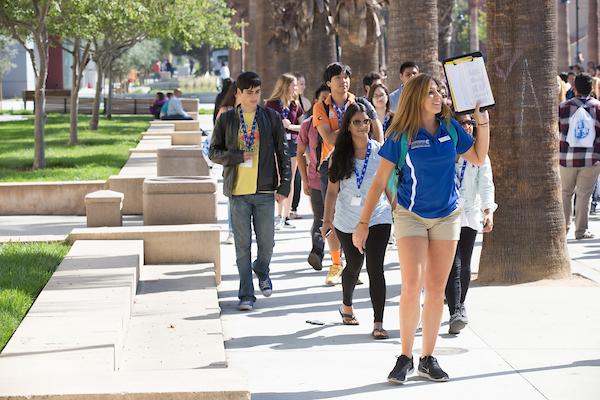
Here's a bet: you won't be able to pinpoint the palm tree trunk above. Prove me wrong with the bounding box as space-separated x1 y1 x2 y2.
388 0 439 91
438 0 455 60
557 0 571 72
478 0 570 283
290 11 336 99
469 0 480 51
340 17 379 96
588 0 599 67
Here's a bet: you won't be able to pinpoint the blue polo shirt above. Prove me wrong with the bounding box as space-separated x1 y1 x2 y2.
379 118 474 219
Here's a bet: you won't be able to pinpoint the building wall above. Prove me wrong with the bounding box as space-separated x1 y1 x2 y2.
2 43 35 99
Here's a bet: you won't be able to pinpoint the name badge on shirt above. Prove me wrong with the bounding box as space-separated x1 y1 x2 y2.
241 158 253 168
438 135 451 143
351 194 362 206
410 139 431 149
286 133 292 140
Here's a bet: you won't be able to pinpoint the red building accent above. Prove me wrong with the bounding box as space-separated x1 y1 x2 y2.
46 39 64 89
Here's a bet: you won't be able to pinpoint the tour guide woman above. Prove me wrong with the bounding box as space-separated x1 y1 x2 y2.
352 73 490 383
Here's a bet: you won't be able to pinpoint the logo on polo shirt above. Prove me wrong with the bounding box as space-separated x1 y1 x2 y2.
411 139 431 149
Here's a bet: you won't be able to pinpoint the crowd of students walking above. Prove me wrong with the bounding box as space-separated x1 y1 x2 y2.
208 59 600 384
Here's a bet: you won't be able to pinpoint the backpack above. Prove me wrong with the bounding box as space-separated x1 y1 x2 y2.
387 121 458 203
567 106 596 148
314 100 329 172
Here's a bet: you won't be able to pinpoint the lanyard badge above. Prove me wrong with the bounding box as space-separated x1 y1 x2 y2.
457 159 468 189
239 106 257 152
331 98 348 128
354 141 372 190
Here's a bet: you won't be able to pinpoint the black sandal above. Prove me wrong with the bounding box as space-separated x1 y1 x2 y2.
371 327 389 340
339 306 359 325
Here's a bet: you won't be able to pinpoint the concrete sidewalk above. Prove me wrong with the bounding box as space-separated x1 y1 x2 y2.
212 164 600 400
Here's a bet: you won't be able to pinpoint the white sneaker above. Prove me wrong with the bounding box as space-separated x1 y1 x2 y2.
225 232 234 245
274 216 284 231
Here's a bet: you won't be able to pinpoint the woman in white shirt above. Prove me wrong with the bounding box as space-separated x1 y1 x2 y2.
445 113 497 335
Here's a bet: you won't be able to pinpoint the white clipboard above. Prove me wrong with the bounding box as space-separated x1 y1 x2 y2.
442 52 495 114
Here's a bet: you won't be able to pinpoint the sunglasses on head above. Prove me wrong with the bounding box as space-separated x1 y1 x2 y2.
351 119 372 127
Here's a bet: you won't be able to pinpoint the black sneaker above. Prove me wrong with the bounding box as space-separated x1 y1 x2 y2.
387 355 414 384
307 251 323 271
418 356 449 382
258 276 272 297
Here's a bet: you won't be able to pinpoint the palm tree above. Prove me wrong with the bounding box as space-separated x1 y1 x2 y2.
334 0 385 95
557 0 571 72
438 0 455 61
478 0 571 283
469 0 480 52
588 0 598 68
289 10 336 99
387 0 439 92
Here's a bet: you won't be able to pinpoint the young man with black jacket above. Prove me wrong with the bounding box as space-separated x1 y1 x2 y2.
209 71 291 311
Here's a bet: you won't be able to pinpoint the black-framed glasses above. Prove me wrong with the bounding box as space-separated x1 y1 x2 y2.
351 119 372 127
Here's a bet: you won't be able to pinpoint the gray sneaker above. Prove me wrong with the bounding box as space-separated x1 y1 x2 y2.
448 312 466 334
460 303 469 324
238 300 254 311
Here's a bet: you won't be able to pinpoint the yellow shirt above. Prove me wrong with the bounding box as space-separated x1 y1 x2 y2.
232 112 260 195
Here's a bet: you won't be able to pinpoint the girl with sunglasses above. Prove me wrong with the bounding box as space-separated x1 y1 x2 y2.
322 102 393 339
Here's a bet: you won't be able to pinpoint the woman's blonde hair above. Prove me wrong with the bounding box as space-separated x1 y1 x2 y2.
266 73 298 106
592 77 600 99
557 75 567 103
385 73 451 142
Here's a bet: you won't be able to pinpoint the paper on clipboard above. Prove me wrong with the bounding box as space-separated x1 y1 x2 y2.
443 53 495 114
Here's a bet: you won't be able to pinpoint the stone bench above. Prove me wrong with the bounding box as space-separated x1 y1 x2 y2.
143 177 217 225
68 224 222 285
85 190 124 227
157 146 209 177
151 119 200 131
146 123 175 132
107 176 146 215
0 240 143 374
143 130 204 146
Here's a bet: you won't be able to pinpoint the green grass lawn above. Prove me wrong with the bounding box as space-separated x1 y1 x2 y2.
0 241 70 351
0 115 150 182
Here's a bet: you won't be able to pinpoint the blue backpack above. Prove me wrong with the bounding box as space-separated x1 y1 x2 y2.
387 121 458 203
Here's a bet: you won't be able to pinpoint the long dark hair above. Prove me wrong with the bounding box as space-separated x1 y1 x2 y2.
328 102 370 183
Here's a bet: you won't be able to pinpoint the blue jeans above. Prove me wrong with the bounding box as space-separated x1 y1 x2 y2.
230 193 275 301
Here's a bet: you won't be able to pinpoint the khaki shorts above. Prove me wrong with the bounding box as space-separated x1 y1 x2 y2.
393 205 462 241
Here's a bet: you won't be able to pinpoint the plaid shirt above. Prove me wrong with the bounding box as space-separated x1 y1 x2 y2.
559 96 600 167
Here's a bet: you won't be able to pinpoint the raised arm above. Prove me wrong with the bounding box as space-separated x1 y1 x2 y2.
461 104 490 166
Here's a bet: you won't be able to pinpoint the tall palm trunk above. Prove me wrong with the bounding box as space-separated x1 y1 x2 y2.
388 0 439 91
588 0 599 67
478 0 570 283
254 0 287 96
438 0 455 60
290 11 336 101
469 0 480 51
557 0 571 72
340 16 379 96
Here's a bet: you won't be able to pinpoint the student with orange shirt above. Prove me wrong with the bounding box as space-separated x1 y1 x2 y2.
312 63 356 285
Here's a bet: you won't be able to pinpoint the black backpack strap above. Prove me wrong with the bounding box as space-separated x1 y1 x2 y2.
314 100 329 172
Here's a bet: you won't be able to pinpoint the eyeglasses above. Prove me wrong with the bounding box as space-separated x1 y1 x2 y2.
373 93 387 99
351 119 372 127
460 120 474 127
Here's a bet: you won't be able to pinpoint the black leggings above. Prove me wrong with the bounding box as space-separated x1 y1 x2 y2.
336 224 391 323
445 227 478 314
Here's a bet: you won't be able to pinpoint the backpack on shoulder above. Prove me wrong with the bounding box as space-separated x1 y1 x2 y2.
567 106 596 148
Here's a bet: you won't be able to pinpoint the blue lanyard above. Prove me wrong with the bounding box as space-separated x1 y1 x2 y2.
279 100 290 119
383 113 391 132
355 141 372 190
239 106 257 152
458 159 468 189
331 98 348 128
